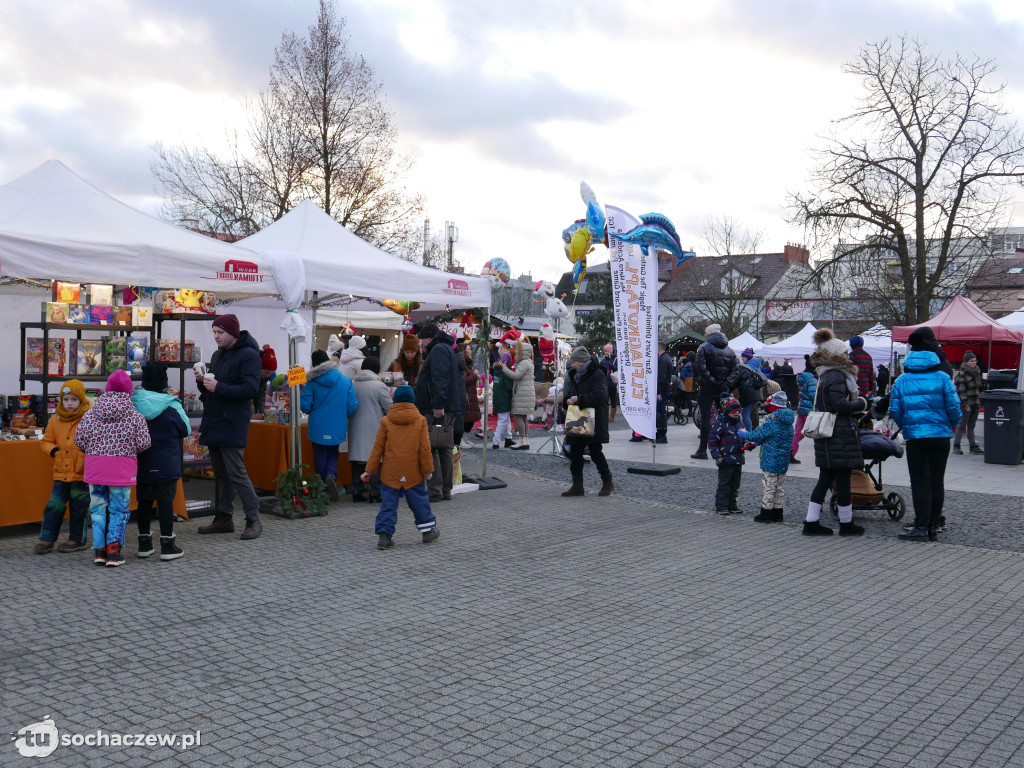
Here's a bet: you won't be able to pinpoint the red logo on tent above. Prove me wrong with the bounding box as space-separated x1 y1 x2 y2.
224 259 258 274
444 278 470 295
206 258 267 283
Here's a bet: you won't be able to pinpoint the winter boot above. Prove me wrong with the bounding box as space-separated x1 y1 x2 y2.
160 535 184 561
198 514 235 534
105 542 125 567
598 476 614 497
772 507 784 522
137 534 154 558
753 507 774 523
94 545 108 565
802 520 833 536
422 528 440 544
561 477 585 497
377 533 394 550
839 521 865 537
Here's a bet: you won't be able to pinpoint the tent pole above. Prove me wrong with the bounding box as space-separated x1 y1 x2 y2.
290 336 300 470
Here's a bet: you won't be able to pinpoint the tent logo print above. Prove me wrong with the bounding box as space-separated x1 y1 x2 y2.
207 259 267 283
443 278 470 296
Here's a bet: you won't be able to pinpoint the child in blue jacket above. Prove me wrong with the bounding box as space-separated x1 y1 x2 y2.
739 391 796 523
708 397 746 515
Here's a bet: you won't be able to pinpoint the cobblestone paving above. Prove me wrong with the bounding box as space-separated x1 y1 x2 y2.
3 457 1024 767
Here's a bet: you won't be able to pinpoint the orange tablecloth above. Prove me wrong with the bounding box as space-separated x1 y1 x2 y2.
0 440 187 528
243 422 351 490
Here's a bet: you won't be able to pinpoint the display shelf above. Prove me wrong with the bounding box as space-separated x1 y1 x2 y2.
153 312 214 321
20 373 142 382
21 321 147 332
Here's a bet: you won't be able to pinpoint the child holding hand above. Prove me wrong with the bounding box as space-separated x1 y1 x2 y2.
361 385 439 550
738 391 796 523
35 380 91 554
708 396 747 515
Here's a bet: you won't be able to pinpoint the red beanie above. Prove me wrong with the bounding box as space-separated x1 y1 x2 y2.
261 344 278 372
211 314 240 338
105 369 133 394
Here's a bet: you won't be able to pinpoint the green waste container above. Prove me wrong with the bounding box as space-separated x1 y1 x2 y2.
979 389 1024 465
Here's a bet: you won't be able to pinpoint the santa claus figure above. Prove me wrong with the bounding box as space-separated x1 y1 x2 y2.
538 323 556 366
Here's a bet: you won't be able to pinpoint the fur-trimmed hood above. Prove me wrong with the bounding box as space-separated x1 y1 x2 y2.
810 348 858 396
306 359 340 383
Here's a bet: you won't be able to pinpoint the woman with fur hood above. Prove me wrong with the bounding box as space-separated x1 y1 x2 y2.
300 350 359 501
801 329 870 538
498 339 536 450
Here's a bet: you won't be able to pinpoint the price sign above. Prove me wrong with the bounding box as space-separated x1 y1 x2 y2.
287 366 307 386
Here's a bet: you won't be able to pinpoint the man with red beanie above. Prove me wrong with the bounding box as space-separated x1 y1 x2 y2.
255 344 278 415
195 313 264 539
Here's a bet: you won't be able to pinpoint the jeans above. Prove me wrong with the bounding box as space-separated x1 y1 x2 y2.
810 468 852 507
374 481 436 536
40 480 90 543
136 480 178 537
312 442 339 481
741 402 757 431
569 440 610 479
905 437 950 529
208 445 260 521
656 395 667 440
716 464 742 511
954 406 980 449
90 485 132 547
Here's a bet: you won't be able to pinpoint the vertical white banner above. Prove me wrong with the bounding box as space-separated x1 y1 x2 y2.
606 205 657 439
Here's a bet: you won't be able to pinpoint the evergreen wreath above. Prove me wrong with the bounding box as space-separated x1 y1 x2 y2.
274 465 329 518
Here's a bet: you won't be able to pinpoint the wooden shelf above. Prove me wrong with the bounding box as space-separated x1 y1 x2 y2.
22 321 148 332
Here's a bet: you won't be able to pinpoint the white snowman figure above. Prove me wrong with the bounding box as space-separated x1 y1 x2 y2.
534 280 569 321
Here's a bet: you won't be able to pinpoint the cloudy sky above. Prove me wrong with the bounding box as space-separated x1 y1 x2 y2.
3 0 1024 285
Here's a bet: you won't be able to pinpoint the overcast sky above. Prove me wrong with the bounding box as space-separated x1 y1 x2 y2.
3 0 1024 285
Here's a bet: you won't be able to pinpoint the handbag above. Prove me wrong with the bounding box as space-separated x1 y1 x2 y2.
428 416 454 450
564 404 596 437
802 385 836 439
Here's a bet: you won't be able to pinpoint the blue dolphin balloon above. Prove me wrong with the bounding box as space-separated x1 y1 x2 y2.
611 212 690 263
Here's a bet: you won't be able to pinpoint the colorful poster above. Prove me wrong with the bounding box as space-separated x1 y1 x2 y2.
607 205 657 440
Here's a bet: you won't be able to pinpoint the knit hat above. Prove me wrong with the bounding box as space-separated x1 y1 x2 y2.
962 351 977 363
812 327 848 357
401 334 420 353
260 344 278 372
141 363 169 392
417 322 439 340
721 396 741 412
767 391 790 411
326 334 345 358
907 326 939 351
348 335 366 351
362 356 381 374
106 369 133 394
393 384 415 404
569 346 591 363
741 347 754 360
311 349 329 366
57 379 90 421
849 335 864 349
211 314 240 338
705 323 722 335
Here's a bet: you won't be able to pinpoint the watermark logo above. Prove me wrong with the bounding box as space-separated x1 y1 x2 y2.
203 258 268 283
443 277 470 296
12 717 59 758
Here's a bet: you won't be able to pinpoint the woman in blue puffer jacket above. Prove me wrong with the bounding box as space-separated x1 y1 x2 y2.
790 359 817 463
888 344 961 541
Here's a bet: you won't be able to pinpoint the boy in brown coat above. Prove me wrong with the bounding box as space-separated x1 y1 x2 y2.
362 385 439 550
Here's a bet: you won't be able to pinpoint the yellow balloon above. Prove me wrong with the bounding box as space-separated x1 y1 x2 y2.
567 227 592 263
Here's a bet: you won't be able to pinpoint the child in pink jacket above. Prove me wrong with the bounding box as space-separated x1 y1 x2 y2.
74 370 151 567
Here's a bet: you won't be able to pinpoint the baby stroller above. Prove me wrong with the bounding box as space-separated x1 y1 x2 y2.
830 398 907 521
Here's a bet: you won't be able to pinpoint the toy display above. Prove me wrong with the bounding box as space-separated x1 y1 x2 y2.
46 339 65 376
68 304 90 324
132 304 153 326
89 305 113 325
103 336 127 374
89 284 113 305
44 302 68 324
73 340 102 375
54 282 81 303
25 338 44 374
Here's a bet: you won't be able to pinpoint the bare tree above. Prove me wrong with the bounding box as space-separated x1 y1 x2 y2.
790 36 1024 324
152 0 423 254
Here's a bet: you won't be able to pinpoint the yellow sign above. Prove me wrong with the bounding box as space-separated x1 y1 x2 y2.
287 366 307 386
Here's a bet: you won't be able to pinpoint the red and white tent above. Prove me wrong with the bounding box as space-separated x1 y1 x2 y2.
892 295 1022 369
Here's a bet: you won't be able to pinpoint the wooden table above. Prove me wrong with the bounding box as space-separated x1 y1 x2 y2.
244 421 352 491
0 440 187 528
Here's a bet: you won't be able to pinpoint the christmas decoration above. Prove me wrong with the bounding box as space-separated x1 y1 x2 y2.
273 465 329 518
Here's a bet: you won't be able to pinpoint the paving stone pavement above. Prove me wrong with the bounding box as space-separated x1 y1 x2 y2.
3 461 1024 767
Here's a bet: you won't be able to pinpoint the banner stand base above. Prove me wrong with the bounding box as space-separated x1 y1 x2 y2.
463 474 508 490
627 464 681 477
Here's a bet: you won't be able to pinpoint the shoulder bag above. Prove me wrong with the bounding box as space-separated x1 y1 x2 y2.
802 382 836 439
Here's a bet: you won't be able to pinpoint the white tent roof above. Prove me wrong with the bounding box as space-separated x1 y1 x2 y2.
0 160 278 295
239 200 491 309
760 322 822 359
998 309 1024 331
728 331 764 355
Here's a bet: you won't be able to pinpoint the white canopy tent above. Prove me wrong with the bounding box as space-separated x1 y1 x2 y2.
999 307 1024 332
760 322 822 361
727 331 765 356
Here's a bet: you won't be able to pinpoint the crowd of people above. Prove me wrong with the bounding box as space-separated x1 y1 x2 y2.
28 312 994 562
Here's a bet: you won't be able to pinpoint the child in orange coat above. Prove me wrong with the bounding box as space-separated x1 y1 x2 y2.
361 385 438 550
35 380 91 554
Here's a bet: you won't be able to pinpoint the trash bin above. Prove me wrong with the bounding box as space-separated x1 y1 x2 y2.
986 369 1017 390
979 389 1024 465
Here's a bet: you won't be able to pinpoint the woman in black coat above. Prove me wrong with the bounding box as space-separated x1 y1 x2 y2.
561 347 612 497
802 329 869 538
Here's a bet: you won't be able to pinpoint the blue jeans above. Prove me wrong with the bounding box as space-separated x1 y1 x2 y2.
374 482 436 536
741 403 757 431
40 480 90 543
89 485 132 547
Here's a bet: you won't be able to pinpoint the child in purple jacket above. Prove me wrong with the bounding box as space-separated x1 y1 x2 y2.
74 370 151 567
708 396 746 516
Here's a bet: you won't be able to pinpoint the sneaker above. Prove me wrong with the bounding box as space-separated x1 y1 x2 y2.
716 509 731 516
422 528 440 544
898 526 930 541
970 445 984 455
629 435 645 442
33 541 54 555
510 442 530 451
137 535 154 558
240 518 263 540
56 540 88 553
94 548 108 566
729 508 742 515
105 543 125 567
160 536 184 561
377 533 394 550
325 475 340 502
952 446 963 455
691 450 708 460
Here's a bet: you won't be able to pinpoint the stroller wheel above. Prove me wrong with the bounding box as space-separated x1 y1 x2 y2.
886 492 906 521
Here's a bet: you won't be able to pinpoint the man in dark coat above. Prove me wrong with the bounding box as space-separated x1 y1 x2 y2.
692 324 738 459
195 314 264 540
598 343 619 423
416 323 462 501
656 341 673 443
847 336 876 396
560 346 613 497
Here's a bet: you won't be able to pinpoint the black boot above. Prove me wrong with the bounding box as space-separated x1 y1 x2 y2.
802 520 833 536
772 507 784 522
137 534 154 558
561 477 585 497
753 507 773 523
160 535 183 561
598 476 614 497
839 521 865 536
